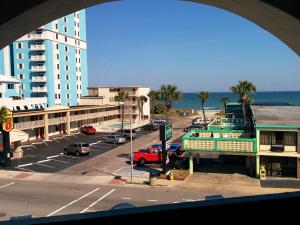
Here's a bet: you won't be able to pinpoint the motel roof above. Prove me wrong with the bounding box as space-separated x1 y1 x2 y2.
251 105 300 128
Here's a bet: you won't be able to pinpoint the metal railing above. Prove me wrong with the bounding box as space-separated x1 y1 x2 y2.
31 55 46 61
32 87 48 92
30 44 46 51
31 66 46 72
14 120 45 130
48 117 67 125
32 76 47 82
70 110 119 121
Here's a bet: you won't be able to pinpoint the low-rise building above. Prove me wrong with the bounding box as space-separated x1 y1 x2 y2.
182 103 300 179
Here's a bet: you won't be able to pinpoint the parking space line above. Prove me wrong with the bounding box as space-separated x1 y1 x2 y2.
17 163 33 168
64 137 71 140
35 163 55 169
0 182 15 189
122 197 131 200
51 159 69 164
147 199 158 202
47 155 60 159
46 188 100 217
17 167 34 172
60 155 80 159
37 159 51 164
80 189 116 213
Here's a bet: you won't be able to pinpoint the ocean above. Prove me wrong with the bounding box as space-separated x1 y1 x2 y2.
172 91 300 110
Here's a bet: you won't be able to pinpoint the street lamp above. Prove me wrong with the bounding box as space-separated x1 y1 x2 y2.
119 102 133 183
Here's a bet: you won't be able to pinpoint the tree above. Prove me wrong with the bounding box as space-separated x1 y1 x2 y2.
148 90 160 113
114 91 130 130
230 80 256 127
197 91 210 129
158 85 182 120
219 97 230 114
137 95 148 121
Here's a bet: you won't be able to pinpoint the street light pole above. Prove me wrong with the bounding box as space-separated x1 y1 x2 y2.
119 102 133 183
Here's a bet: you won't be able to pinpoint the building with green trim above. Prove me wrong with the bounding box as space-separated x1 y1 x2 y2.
182 104 300 179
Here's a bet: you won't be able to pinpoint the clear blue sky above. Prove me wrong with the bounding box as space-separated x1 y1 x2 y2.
86 0 300 92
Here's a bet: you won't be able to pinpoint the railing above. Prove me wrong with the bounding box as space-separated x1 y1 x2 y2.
70 110 119 121
14 120 45 130
31 66 46 72
30 44 46 51
182 130 256 153
32 87 48 92
32 76 47 82
29 34 45 40
31 55 46 61
48 117 67 125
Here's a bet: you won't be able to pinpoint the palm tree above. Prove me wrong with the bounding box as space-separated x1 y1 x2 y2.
0 106 10 167
137 95 148 121
219 97 230 114
114 91 130 130
230 80 256 127
158 85 182 120
197 91 210 129
148 90 161 114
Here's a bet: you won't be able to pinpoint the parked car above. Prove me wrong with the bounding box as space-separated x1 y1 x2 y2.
114 129 137 139
101 135 126 144
80 125 96 135
64 142 90 156
192 118 210 125
151 118 167 124
184 124 205 132
141 123 159 131
151 143 182 156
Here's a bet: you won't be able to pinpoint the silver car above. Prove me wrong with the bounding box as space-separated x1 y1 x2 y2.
101 135 126 144
64 142 90 156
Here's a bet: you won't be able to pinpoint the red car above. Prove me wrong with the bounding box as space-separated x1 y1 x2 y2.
80 126 96 135
133 147 179 165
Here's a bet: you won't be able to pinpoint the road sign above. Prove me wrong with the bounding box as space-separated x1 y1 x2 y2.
160 123 173 141
166 139 171 150
2 108 13 132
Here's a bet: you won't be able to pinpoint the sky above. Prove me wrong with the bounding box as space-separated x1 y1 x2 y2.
86 0 300 92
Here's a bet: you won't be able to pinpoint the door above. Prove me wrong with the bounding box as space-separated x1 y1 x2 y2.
151 149 161 162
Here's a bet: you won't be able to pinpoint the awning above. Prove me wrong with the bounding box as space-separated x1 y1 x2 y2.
0 75 21 84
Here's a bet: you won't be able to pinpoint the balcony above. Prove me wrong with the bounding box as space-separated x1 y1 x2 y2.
29 34 45 40
182 130 256 154
14 120 45 130
30 44 45 51
48 117 67 125
32 87 48 93
32 76 47 82
31 66 46 72
31 55 46 61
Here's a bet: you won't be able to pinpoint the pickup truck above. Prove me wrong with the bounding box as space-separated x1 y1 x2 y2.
133 146 181 165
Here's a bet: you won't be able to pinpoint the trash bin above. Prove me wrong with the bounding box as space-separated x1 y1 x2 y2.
149 172 157 186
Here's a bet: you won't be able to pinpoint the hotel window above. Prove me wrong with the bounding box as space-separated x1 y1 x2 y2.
56 44 59 49
78 49 81 54
79 58 81 63
19 74 24 79
55 23 58 30
7 84 14 89
67 94 70 99
17 43 23 49
75 58 77 63
78 31 80 37
18 63 24 69
64 27 67 33
58 94 61 99
56 34 58 40
57 64 59 69
66 75 69 80
56 54 59 60
55 94 57 99
20 84 25 90
75 31 77 36
66 84 70 90
66 65 69 71
64 17 67 23
17 53 23 59
65 56 68 61
74 21 76 27
65 37 68 42
65 46 68 52
78 40 80 45
58 84 60 89
57 74 60 79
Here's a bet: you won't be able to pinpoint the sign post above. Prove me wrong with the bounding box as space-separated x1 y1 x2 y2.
1 109 13 167
160 123 173 173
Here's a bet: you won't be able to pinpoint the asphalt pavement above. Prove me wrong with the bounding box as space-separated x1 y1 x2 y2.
10 130 153 173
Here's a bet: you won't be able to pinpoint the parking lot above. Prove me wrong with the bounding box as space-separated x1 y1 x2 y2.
11 129 154 173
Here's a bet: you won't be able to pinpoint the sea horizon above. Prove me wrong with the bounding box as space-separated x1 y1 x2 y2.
173 91 300 110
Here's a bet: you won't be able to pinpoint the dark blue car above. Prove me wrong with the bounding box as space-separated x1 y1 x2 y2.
151 143 182 156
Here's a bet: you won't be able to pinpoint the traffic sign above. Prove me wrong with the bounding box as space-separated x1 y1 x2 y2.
160 123 173 141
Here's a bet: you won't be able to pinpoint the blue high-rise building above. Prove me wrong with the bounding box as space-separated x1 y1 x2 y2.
8 10 88 107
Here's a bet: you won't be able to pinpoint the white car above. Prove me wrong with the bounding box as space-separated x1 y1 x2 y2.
151 118 167 124
192 118 210 125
